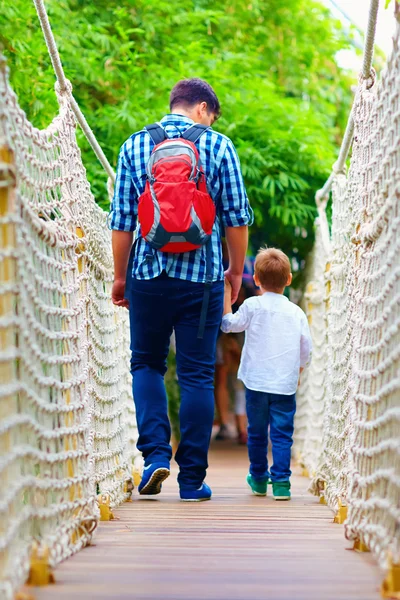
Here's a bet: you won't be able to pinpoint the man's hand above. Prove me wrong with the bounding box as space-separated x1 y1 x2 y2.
224 226 248 304
111 230 133 309
112 278 129 309
224 269 242 304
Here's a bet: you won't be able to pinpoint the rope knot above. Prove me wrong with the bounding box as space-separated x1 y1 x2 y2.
332 161 346 176
55 78 73 96
359 67 376 90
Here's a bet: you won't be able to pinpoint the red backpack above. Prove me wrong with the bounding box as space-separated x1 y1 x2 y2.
138 123 216 253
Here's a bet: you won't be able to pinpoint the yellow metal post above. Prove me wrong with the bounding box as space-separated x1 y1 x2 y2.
132 467 142 488
26 544 55 586
97 494 115 521
333 499 348 524
381 557 400 599
353 539 370 553
317 481 327 504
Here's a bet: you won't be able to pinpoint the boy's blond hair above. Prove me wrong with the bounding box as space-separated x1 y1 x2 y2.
254 247 291 291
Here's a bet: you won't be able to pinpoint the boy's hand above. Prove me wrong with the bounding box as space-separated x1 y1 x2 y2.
224 269 242 304
223 277 233 315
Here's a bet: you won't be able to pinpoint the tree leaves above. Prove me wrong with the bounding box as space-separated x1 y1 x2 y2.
0 0 356 279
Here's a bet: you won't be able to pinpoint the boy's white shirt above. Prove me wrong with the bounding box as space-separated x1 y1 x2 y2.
221 292 312 395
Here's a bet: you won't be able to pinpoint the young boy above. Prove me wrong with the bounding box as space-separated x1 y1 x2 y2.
221 247 312 500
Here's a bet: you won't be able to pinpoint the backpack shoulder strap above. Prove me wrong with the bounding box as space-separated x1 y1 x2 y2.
182 124 210 144
144 123 167 145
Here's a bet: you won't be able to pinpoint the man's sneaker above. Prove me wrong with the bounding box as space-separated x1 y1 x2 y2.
247 474 267 496
180 482 212 502
138 463 170 495
272 481 291 500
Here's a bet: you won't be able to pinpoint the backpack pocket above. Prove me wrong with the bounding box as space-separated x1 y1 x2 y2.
138 190 156 240
192 189 216 236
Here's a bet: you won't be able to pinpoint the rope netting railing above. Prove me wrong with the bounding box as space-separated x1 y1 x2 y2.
295 6 400 588
0 55 139 598
293 201 331 478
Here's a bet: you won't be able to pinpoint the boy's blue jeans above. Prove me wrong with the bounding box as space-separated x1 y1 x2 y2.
126 273 224 490
245 387 296 482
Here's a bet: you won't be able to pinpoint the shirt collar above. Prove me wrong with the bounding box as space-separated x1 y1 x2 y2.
160 114 195 126
262 291 288 300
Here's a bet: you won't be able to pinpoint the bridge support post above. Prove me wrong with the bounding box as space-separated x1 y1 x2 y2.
333 499 348 524
353 539 370 553
26 544 55 586
381 557 400 599
98 494 115 521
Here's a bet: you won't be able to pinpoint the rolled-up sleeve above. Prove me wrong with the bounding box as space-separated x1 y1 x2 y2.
219 139 253 228
109 145 137 232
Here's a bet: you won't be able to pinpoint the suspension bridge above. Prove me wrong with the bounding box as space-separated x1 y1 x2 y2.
0 0 399 599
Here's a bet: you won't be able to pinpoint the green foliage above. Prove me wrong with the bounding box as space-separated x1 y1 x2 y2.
1 0 356 272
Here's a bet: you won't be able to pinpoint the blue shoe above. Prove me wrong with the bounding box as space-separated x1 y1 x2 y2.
138 463 170 495
180 482 212 502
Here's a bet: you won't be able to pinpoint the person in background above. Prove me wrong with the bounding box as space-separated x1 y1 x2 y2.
214 244 231 441
215 253 257 441
224 332 247 444
221 247 312 500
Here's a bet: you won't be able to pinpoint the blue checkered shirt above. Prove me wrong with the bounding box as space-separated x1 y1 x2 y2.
110 114 253 282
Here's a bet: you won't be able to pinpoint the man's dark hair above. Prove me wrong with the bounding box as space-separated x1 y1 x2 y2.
169 78 221 118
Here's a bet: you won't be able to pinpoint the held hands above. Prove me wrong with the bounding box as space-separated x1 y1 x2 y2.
223 276 234 316
112 279 129 309
224 269 242 305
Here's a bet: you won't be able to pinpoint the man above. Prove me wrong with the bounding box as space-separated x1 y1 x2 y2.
110 78 252 501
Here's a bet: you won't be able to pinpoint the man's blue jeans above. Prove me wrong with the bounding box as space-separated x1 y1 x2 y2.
126 273 224 490
245 387 296 482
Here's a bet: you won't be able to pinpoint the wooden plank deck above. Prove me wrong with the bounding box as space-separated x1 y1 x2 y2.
32 443 382 600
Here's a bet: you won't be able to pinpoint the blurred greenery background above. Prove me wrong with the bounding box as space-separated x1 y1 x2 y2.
1 0 360 281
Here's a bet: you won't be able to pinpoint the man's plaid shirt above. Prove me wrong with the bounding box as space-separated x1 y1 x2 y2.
109 114 253 282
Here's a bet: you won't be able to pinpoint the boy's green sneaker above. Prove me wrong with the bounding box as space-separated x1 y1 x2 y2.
272 481 291 500
246 474 267 496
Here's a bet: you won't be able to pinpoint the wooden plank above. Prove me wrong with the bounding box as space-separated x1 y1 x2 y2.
31 444 381 600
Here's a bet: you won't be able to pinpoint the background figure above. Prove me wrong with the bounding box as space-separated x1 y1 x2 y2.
214 240 231 440
215 279 257 443
224 332 247 444
214 333 231 440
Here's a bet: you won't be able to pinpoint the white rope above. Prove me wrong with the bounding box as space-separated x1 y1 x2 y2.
297 9 400 573
315 0 380 202
32 0 116 185
361 0 380 79
0 51 139 599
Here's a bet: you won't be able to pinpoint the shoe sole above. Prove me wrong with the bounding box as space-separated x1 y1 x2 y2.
247 482 267 497
180 496 211 502
139 468 170 495
274 496 291 501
